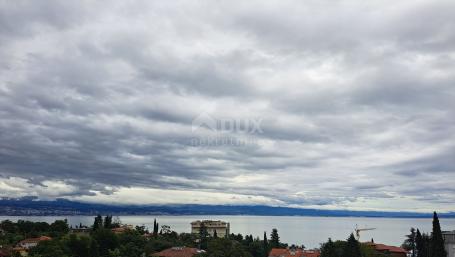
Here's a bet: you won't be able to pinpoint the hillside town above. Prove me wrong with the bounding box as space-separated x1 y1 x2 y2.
0 212 453 257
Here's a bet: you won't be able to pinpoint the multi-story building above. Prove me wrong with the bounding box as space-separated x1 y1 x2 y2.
443 231 455 257
191 220 230 238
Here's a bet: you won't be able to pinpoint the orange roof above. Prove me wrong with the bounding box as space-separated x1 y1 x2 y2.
111 227 130 233
152 247 202 257
111 225 134 233
366 243 406 253
269 248 303 257
303 250 320 257
269 248 320 257
19 236 52 244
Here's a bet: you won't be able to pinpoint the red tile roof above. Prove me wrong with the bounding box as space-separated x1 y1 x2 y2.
366 243 407 253
302 250 320 257
269 248 320 257
19 236 52 244
152 247 203 257
269 248 303 257
111 227 128 233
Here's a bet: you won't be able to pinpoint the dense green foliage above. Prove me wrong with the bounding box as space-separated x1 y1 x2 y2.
153 219 159 236
341 234 361 257
430 212 447 257
269 229 280 248
2 213 445 257
402 212 447 257
402 228 416 257
320 236 385 257
0 217 287 257
415 229 430 257
262 232 269 257
0 219 69 248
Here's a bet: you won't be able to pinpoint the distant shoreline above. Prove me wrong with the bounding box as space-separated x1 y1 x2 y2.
1 198 454 219
1 214 454 219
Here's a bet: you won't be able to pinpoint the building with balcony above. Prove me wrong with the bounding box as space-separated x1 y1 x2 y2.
191 220 230 238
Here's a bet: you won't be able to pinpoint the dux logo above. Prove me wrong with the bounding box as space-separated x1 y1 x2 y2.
192 113 263 134
192 113 217 132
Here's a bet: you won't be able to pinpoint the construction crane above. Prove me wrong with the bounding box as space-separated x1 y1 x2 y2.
354 224 376 241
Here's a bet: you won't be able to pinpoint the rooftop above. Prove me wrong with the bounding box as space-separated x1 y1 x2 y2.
191 220 228 225
19 236 52 244
365 243 407 254
269 248 320 257
152 247 204 257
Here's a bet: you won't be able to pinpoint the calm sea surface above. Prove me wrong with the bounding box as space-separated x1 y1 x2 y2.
2 215 454 248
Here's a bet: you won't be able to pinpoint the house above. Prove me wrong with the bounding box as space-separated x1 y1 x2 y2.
443 231 455 257
191 220 230 238
268 248 320 257
17 236 52 249
151 247 205 257
70 227 91 236
365 242 407 257
111 224 134 234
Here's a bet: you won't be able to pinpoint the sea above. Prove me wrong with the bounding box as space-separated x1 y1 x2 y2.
1 215 454 248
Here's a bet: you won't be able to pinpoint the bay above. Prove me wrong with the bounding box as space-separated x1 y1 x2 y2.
2 215 454 248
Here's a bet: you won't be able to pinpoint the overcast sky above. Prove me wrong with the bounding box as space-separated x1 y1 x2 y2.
0 0 454 212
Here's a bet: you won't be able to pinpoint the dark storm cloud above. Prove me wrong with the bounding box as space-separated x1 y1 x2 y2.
1 0 455 211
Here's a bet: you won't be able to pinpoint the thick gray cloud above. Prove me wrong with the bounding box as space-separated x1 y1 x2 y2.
0 0 455 211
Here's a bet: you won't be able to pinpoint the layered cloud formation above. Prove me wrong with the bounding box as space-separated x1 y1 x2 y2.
1 0 455 211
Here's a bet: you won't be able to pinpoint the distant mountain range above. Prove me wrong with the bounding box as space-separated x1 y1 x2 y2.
1 197 454 218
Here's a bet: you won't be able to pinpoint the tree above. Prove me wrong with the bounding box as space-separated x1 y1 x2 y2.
244 234 253 245
0 220 17 234
342 233 361 257
92 228 119 257
402 228 416 257
17 220 35 236
263 232 268 257
104 216 113 229
49 219 69 237
207 238 252 257
416 229 430 257
320 238 336 257
89 239 100 257
430 212 447 257
144 238 173 254
93 215 103 231
67 234 92 257
112 217 121 228
247 238 265 257
199 223 209 250
153 219 159 236
214 230 218 238
270 229 280 248
117 230 147 257
135 225 148 235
